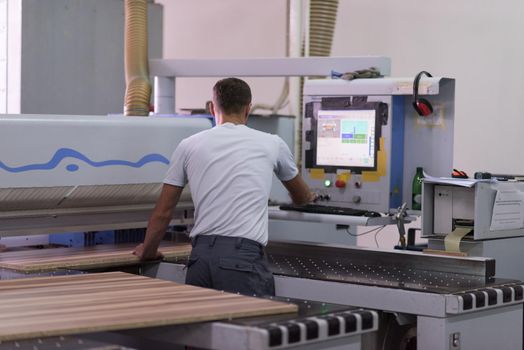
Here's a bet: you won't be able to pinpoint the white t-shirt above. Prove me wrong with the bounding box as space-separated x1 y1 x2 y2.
164 122 298 245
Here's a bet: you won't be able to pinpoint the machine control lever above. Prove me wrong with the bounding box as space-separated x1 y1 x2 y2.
395 203 408 248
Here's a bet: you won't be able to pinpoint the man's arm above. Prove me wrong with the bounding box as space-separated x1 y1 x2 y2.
282 174 316 206
133 184 183 260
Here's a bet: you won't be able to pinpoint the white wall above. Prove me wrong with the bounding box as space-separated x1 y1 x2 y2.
159 0 524 176
155 0 289 114
333 0 524 176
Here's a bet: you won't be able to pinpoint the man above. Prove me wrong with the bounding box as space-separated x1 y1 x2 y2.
134 77 313 296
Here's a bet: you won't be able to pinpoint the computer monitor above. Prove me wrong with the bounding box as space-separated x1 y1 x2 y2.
313 107 379 172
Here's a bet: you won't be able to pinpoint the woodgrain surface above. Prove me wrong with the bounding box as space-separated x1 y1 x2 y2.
0 271 297 341
0 242 192 272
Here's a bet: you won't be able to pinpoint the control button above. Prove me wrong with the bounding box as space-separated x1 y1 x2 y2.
324 179 332 187
355 181 361 188
335 179 346 188
352 196 361 203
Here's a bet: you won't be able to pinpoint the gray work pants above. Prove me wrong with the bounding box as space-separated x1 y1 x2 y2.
185 235 275 296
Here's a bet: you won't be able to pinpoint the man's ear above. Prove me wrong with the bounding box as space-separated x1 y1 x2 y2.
245 103 252 118
209 101 216 116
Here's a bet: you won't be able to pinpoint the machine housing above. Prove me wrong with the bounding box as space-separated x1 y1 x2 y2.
423 180 524 240
301 77 455 213
0 114 211 237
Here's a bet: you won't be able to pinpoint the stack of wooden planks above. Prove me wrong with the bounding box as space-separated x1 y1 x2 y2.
0 271 297 341
0 242 192 272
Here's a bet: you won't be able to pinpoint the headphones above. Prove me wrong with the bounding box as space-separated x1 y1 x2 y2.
412 71 433 116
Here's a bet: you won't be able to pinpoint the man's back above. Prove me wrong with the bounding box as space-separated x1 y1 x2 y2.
135 77 309 296
165 122 296 245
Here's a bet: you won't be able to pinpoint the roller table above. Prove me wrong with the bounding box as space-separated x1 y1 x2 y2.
265 241 524 350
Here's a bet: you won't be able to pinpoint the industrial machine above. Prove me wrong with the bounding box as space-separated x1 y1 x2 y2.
1 2 522 343
269 240 524 350
264 76 524 349
0 112 383 350
151 237 524 350
423 178 524 240
0 114 210 238
2 59 524 349
269 76 454 244
422 177 524 281
5 1 519 349
299 76 455 213
0 59 395 350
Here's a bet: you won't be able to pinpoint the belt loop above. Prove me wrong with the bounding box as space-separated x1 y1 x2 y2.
235 237 243 249
209 235 217 247
191 236 197 247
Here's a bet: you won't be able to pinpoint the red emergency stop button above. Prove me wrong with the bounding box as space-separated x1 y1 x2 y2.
335 179 346 188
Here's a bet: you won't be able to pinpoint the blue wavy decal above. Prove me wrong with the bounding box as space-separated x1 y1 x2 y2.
0 148 169 173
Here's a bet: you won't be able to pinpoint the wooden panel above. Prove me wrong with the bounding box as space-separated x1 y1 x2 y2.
0 242 191 272
0 272 297 341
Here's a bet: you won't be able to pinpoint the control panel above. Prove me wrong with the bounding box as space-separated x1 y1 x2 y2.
301 78 455 213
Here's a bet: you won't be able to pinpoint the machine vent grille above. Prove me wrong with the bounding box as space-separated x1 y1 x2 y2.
0 184 165 211
59 183 163 208
0 187 72 211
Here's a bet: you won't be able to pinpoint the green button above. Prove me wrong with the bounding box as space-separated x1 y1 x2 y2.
324 179 332 187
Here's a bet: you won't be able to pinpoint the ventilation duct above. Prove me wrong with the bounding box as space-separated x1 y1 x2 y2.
124 0 151 116
308 0 339 57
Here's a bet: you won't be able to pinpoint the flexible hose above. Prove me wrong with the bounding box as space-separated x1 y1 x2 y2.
298 0 339 167
250 79 290 115
124 0 151 116
308 0 338 57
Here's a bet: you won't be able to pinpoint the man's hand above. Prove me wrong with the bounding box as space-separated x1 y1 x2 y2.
133 184 183 261
309 192 318 203
132 243 164 261
282 175 315 205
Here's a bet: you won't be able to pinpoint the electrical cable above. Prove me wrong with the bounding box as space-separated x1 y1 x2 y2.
374 226 386 248
250 78 290 115
346 225 386 237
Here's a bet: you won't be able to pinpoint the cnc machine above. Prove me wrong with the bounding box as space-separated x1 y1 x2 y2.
1 1 523 347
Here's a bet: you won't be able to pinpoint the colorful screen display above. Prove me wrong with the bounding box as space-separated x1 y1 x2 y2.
316 109 376 168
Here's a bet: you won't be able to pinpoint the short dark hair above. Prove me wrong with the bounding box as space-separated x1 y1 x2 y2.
213 78 252 115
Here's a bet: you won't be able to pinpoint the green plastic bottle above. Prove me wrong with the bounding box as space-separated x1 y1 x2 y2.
412 167 424 210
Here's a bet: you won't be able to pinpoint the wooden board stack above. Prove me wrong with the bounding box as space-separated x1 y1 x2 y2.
0 242 192 272
0 272 297 341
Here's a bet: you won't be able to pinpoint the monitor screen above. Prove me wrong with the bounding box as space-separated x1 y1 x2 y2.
315 109 377 169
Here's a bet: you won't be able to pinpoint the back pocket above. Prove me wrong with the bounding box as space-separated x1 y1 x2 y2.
218 257 254 272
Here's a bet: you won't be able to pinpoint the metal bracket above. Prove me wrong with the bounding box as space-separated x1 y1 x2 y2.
449 332 461 349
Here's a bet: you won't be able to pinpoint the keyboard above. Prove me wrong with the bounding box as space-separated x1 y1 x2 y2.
279 204 378 217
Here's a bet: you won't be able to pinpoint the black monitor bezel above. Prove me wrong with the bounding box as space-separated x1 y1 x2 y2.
310 104 382 173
